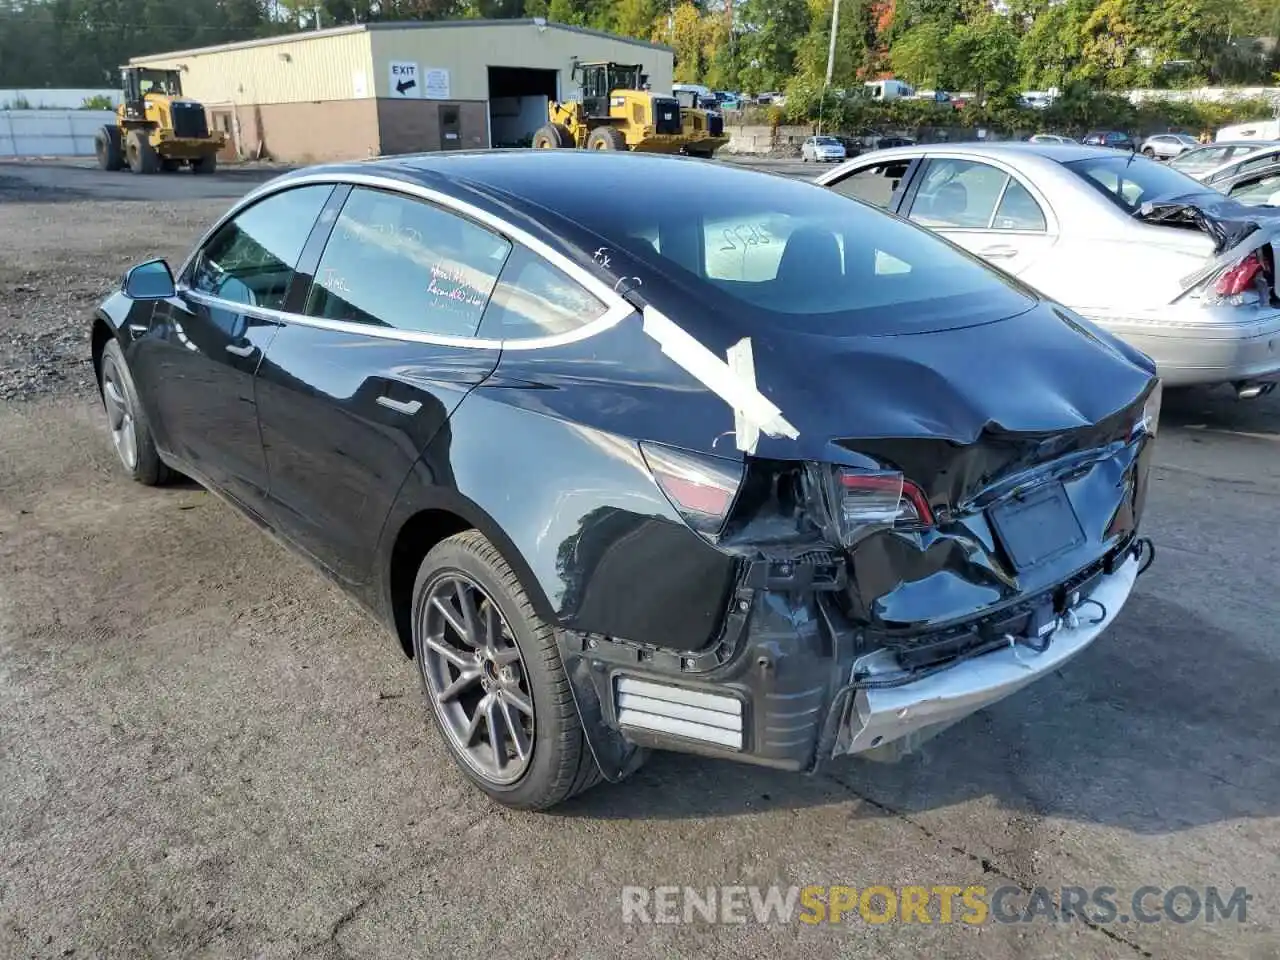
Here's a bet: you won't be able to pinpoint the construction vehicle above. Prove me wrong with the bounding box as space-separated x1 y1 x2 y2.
532 61 728 158
95 67 227 175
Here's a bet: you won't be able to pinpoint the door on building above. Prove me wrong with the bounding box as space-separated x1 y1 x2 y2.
210 109 237 161
439 105 462 150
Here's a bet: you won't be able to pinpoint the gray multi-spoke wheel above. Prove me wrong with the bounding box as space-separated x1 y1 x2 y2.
98 338 168 485
411 530 610 809
420 573 536 784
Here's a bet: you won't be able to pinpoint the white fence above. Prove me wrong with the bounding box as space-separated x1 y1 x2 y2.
0 88 120 109
1126 86 1280 105
0 110 115 158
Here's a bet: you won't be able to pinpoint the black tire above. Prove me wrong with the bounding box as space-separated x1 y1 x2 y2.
99 338 169 485
126 129 159 174
586 125 627 151
192 153 217 175
160 158 181 172
412 530 607 810
95 125 123 171
532 123 572 149
1142 147 1155 158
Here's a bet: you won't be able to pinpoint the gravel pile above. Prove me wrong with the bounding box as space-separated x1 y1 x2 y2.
0 175 225 402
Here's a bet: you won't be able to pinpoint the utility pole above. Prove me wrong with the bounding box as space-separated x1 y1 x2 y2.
825 0 841 88
313 5 322 30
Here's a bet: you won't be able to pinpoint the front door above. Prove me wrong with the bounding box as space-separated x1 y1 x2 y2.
439 105 462 150
131 184 334 509
254 184 510 584
902 157 1058 279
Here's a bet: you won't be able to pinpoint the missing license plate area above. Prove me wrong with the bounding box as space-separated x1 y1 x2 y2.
988 481 1084 570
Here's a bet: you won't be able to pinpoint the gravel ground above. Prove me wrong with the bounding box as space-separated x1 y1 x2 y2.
3 159 1280 960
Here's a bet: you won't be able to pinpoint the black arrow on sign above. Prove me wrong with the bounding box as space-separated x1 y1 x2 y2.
396 77 416 95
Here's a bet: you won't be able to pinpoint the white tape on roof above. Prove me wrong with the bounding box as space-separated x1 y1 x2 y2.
641 306 799 453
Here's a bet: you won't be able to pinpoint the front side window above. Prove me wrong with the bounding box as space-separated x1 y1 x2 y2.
189 185 333 309
478 246 608 340
305 187 511 337
908 158 1009 229
829 160 911 208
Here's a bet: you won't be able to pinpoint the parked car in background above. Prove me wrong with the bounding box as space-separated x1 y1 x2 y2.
875 135 916 150
1217 118 1280 142
1167 140 1280 180
93 150 1159 810
1140 133 1199 160
1020 92 1055 110
1199 142 1280 187
1212 161 1280 207
865 79 915 101
817 142 1280 396
1083 130 1137 151
801 135 848 162
1028 133 1076 144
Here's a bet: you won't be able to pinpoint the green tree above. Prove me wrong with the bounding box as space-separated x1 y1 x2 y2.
737 0 811 92
948 11 1020 98
888 18 950 87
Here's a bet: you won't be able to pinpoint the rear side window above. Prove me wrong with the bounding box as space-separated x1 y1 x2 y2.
190 185 332 309
993 179 1047 231
829 160 910 208
478 246 608 340
908 158 1008 229
305 187 511 337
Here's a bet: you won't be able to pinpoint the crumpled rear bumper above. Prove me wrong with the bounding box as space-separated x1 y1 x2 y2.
835 554 1139 759
559 540 1145 781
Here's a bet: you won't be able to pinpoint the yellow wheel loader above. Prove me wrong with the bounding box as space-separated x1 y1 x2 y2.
95 67 227 175
532 61 728 158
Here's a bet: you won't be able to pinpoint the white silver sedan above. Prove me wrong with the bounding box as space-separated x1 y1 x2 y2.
816 142 1280 395
800 135 847 162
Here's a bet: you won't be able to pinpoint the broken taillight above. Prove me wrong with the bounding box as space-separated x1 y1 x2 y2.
639 441 744 537
839 469 934 529
1215 251 1264 297
807 466 935 549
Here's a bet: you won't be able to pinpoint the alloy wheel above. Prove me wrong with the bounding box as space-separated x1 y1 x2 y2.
102 370 138 470
419 573 535 785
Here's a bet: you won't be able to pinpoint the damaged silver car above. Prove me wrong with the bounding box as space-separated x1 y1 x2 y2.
820 142 1280 397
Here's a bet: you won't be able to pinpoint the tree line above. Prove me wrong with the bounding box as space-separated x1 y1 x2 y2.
3 0 1280 95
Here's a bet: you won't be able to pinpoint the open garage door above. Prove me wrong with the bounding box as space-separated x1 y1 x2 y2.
488 67 558 148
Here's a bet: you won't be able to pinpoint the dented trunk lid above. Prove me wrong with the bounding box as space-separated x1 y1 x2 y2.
736 300 1157 634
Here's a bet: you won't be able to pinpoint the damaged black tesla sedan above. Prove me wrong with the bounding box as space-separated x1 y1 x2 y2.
92 151 1159 809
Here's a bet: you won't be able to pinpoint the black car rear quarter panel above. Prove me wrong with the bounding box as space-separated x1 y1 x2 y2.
377 311 746 654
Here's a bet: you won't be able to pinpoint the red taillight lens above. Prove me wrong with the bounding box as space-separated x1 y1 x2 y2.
1214 252 1264 297
640 441 743 537
838 468 935 530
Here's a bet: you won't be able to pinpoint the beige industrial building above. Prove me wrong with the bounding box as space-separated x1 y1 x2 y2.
130 20 674 163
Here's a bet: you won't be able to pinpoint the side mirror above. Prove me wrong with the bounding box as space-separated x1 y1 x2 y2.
122 259 175 300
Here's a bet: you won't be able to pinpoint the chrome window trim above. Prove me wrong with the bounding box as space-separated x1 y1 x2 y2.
177 170 637 351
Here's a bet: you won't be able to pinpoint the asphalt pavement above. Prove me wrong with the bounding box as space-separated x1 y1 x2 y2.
1 157 1278 960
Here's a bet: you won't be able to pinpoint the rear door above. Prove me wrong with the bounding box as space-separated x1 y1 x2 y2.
901 157 1057 278
254 184 510 584
135 184 333 509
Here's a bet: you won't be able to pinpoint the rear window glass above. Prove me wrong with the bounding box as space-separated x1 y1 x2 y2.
1063 155 1213 212
549 166 1033 334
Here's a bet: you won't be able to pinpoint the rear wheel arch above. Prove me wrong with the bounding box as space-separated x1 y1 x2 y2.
386 498 558 659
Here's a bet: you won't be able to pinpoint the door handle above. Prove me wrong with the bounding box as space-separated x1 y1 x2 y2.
980 245 1019 260
225 343 257 358
377 396 422 416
